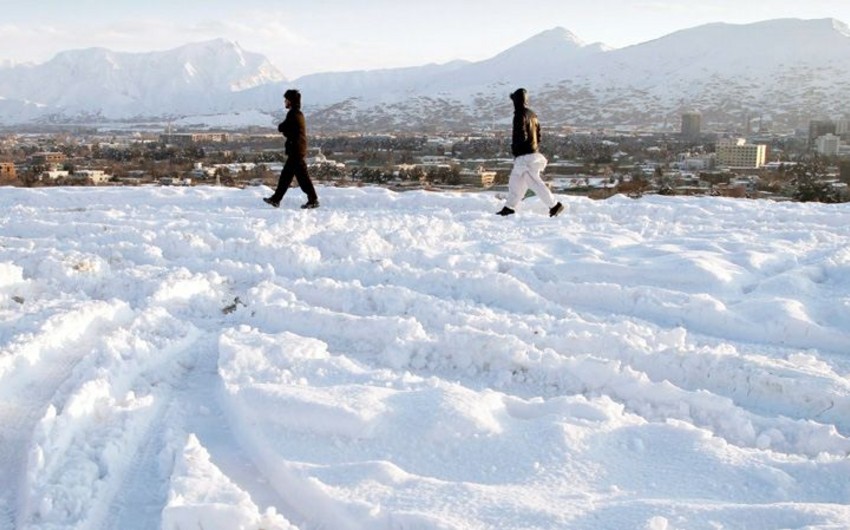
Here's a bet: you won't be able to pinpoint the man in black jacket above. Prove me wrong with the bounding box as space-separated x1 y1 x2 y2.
263 89 320 209
497 88 563 217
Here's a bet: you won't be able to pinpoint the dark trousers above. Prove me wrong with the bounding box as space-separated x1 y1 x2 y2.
271 157 318 203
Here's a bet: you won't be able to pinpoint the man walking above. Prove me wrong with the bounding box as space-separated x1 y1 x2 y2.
263 89 320 209
497 88 563 217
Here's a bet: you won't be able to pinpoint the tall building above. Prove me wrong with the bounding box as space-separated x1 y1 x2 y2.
809 120 836 146
716 138 767 168
681 112 702 140
815 133 841 156
835 119 850 140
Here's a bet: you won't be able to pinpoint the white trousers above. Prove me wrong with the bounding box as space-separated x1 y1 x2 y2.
505 153 555 209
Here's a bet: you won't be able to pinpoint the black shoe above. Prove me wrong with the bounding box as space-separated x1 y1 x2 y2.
263 197 280 208
549 202 564 217
496 206 515 216
301 200 320 209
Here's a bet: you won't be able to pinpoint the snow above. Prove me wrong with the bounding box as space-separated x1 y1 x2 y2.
1 185 849 530
172 109 276 129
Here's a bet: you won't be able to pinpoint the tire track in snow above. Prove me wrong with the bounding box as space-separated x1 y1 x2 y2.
100 325 298 529
91 334 203 530
178 330 302 526
0 300 132 530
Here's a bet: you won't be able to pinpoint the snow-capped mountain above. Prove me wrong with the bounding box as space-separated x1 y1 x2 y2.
300 18 850 132
1 18 849 131
0 39 286 121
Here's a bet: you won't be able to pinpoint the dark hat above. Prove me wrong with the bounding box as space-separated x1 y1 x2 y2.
284 89 302 108
510 88 528 104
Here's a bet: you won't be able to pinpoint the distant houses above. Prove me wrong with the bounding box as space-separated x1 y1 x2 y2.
2 122 848 202
0 161 15 182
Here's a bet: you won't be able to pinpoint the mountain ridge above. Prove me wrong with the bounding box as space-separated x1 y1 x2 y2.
1 18 848 132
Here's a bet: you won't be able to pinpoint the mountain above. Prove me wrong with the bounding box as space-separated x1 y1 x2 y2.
0 39 286 122
1 18 849 132
298 18 850 133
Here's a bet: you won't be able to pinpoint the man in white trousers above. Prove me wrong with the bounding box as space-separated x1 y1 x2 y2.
497 88 564 217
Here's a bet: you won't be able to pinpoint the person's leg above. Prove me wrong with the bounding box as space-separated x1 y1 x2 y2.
293 159 318 204
504 158 530 210
270 159 296 202
526 167 556 208
522 153 555 208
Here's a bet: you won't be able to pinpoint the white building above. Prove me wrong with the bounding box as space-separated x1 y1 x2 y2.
73 170 111 184
677 152 714 171
815 133 841 156
716 138 767 169
40 169 70 181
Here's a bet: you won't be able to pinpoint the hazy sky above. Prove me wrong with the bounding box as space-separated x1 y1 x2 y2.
2 0 849 79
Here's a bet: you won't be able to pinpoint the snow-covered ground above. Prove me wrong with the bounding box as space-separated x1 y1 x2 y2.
1 185 849 530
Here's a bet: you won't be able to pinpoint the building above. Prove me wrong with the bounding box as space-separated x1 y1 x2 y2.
458 167 496 188
0 162 16 181
72 169 112 185
29 152 67 166
815 133 841 157
715 138 767 169
809 120 836 146
40 169 70 181
677 155 714 171
160 132 228 146
681 112 702 140
835 119 850 140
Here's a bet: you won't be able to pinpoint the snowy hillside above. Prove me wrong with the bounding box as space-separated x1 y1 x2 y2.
0 39 286 120
301 18 850 132
1 185 849 529
0 18 849 131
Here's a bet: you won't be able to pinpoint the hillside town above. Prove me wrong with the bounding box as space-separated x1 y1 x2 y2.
2 112 850 203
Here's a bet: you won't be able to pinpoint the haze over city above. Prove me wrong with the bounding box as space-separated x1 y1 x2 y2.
2 0 850 78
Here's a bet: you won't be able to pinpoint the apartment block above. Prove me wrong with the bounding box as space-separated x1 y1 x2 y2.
815 133 841 156
681 111 702 140
716 138 767 169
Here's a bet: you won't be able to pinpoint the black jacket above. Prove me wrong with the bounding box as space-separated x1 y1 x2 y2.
278 108 308 159
510 89 540 157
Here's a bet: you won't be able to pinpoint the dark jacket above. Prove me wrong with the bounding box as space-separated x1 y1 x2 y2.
510 88 540 157
278 90 308 158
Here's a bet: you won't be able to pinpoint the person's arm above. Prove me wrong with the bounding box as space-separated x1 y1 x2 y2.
278 112 294 137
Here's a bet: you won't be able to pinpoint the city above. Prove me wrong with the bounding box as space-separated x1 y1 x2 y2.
2 111 850 203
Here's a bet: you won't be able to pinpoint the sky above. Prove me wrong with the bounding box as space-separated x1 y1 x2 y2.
2 0 850 79
1 183 849 529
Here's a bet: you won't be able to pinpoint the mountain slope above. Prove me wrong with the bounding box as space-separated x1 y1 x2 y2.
298 18 850 132
0 39 286 119
1 18 849 132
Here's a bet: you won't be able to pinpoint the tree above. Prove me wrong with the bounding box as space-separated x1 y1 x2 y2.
840 161 850 185
789 157 843 203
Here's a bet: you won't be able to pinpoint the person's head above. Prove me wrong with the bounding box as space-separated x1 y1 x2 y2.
510 88 528 109
284 89 302 110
